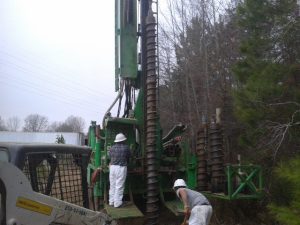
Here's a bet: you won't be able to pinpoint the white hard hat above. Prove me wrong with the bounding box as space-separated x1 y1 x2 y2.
173 179 187 189
114 133 127 143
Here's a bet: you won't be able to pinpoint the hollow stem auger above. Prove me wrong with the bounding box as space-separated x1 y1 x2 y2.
145 3 159 225
196 123 208 191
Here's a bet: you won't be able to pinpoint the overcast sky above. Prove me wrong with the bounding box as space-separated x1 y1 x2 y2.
0 0 116 132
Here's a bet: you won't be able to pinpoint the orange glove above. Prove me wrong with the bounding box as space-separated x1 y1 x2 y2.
181 207 190 225
184 206 191 217
90 168 101 187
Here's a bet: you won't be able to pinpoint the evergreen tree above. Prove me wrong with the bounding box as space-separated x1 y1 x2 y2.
55 135 65 144
268 157 300 225
233 0 300 160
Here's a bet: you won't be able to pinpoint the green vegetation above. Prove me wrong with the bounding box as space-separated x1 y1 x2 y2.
269 157 300 225
233 0 300 158
55 134 65 144
233 1 300 223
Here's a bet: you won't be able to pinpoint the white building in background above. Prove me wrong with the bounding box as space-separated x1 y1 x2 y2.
0 132 85 145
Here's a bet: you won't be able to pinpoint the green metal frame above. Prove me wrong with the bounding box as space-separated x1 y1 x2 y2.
184 142 197 190
203 164 263 200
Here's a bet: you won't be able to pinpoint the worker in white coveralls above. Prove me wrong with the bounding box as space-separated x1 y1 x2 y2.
173 179 212 225
108 133 131 208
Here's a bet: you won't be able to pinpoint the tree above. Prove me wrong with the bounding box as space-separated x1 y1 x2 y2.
6 116 21 131
55 116 85 132
47 121 60 132
55 123 73 132
159 0 241 150
268 157 300 225
55 134 65 144
64 116 85 132
23 114 48 132
0 117 7 131
233 0 300 162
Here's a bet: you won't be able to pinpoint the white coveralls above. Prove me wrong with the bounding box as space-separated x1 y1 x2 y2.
189 205 213 225
108 142 131 208
109 165 127 207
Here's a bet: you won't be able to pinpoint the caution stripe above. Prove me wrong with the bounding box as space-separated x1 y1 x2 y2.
16 197 53 216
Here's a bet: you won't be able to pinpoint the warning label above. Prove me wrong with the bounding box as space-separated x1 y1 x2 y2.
16 197 53 216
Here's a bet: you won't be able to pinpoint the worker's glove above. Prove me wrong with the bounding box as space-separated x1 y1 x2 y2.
90 167 102 187
184 206 191 218
180 206 190 225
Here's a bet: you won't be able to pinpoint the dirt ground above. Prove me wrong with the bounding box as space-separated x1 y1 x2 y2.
115 207 184 225
115 199 269 225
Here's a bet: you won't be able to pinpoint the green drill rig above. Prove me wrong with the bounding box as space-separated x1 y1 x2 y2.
87 0 263 224
87 0 196 224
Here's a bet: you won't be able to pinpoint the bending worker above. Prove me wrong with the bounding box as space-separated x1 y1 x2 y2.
108 133 131 208
173 179 213 225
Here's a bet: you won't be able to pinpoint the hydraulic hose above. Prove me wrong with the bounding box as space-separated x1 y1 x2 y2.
102 80 125 128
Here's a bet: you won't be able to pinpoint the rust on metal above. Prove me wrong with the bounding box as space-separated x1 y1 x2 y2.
145 3 159 225
196 123 209 191
209 121 225 192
